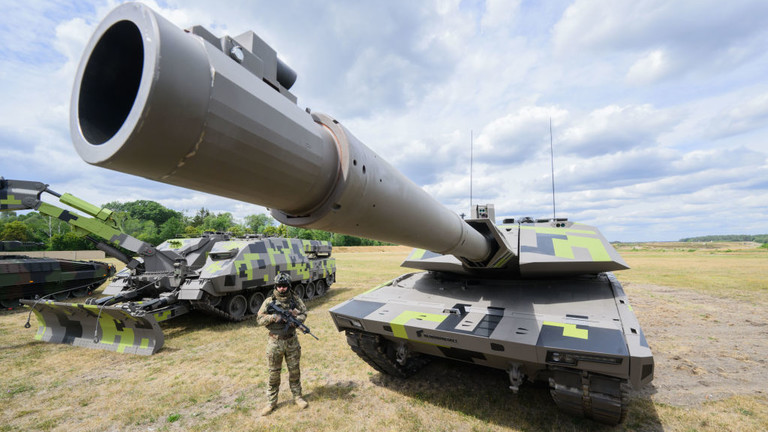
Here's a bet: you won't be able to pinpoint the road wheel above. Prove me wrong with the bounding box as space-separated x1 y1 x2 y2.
247 291 265 315
223 294 247 319
72 286 90 298
305 281 316 300
53 290 70 301
315 279 326 297
293 283 305 299
1 299 22 309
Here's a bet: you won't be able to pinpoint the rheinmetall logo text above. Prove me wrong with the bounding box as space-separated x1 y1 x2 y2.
416 330 457 343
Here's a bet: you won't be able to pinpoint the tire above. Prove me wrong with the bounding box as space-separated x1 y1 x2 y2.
247 291 266 315
305 281 316 300
293 283 305 300
315 279 326 297
223 294 247 318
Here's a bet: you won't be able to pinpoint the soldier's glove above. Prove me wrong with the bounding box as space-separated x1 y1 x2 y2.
291 309 300 317
272 314 282 323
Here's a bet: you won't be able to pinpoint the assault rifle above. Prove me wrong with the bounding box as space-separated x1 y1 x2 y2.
269 302 319 340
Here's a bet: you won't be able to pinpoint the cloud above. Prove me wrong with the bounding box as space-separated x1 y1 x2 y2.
1 0 767 243
553 0 768 84
560 104 678 157
708 91 768 139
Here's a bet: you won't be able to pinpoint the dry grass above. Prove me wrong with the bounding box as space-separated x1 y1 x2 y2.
616 242 768 304
1 244 767 431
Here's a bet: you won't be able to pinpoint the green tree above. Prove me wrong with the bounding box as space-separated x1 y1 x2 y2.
263 224 288 237
0 220 30 241
184 225 201 237
50 232 93 251
104 200 182 228
202 212 234 232
190 208 211 227
159 216 185 241
245 214 273 233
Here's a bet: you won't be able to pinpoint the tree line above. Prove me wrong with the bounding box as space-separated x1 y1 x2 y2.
0 199 390 250
679 234 768 244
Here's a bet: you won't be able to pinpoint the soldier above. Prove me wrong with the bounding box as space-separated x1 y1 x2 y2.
257 273 308 415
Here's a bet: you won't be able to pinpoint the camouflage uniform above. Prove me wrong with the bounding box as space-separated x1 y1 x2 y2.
256 289 307 410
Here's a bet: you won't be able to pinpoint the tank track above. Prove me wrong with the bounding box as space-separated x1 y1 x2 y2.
345 329 628 424
192 301 257 322
344 329 430 378
548 368 630 425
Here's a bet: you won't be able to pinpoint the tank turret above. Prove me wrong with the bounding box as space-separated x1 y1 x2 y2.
68 3 651 424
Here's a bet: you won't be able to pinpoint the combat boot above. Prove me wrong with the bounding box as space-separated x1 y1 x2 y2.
260 403 276 416
295 396 308 409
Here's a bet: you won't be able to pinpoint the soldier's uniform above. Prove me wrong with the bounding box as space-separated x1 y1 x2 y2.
256 276 308 415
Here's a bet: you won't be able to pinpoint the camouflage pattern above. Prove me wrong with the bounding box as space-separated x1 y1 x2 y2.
257 292 307 405
1 178 333 354
18 299 186 355
0 241 44 252
0 255 115 307
180 237 335 301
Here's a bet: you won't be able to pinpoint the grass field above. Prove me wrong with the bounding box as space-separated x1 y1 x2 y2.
616 242 768 304
1 244 767 431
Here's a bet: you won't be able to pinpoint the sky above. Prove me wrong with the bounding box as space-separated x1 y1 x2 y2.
1 0 767 242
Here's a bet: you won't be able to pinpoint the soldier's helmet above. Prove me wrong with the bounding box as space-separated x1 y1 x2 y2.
274 273 291 287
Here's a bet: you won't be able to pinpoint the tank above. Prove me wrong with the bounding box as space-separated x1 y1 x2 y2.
68 3 652 423
23 232 334 355
103 234 336 320
179 236 336 316
0 254 115 308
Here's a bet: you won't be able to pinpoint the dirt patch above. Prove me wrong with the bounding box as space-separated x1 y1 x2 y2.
627 283 768 406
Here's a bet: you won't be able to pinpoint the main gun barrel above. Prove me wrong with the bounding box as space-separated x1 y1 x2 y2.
70 3 491 262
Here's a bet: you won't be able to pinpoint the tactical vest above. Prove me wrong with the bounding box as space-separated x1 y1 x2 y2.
265 294 299 336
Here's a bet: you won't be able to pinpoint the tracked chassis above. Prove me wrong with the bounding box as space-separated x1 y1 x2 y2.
330 271 653 424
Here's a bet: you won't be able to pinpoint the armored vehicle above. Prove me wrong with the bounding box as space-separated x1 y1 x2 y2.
1 178 335 354
0 241 44 252
66 2 652 423
0 254 115 308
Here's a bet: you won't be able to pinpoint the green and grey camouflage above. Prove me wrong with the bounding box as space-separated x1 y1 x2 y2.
0 255 115 308
1 177 334 355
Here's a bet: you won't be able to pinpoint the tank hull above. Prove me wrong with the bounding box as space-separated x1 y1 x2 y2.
329 270 653 424
0 255 115 307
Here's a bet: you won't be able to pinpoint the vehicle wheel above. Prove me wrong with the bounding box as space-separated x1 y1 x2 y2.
53 291 70 301
1 299 22 309
247 291 265 315
205 294 222 307
72 286 89 298
315 279 326 297
326 273 335 286
305 281 316 300
223 294 247 319
293 283 305 299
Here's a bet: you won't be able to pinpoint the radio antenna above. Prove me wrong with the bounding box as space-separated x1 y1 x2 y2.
549 117 556 220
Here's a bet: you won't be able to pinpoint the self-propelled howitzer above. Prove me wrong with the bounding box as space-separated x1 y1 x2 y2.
69 2 653 424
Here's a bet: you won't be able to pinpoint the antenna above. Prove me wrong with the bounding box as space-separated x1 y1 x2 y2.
470 129 473 211
549 117 556 220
